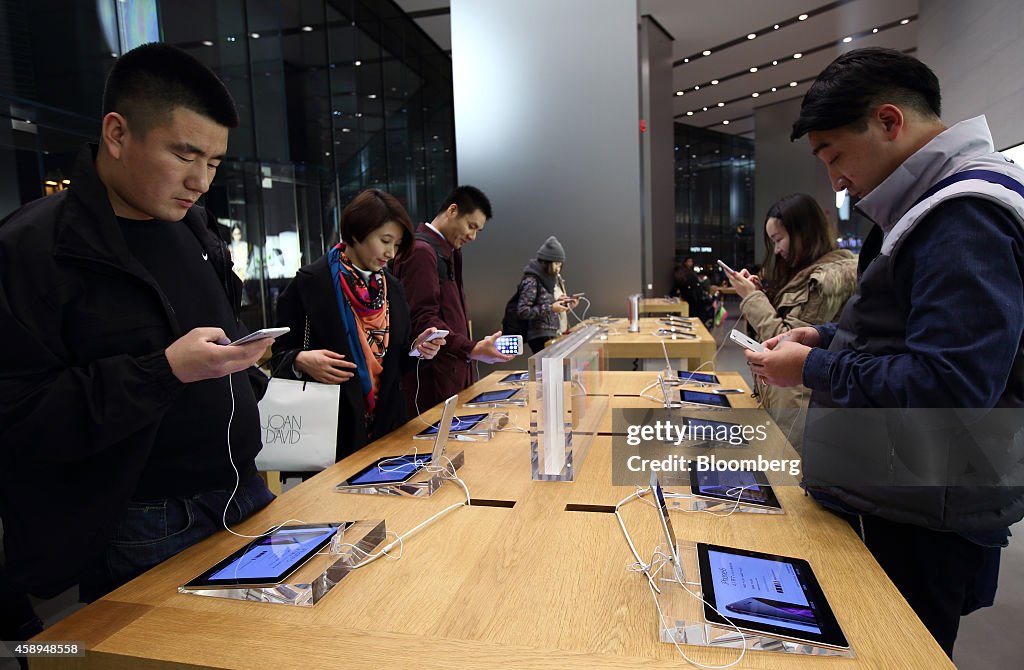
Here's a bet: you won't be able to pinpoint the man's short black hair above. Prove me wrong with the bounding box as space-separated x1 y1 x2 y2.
791 48 941 141
440 185 492 219
102 42 239 136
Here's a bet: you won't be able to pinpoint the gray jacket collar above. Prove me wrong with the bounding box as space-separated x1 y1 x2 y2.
856 116 995 233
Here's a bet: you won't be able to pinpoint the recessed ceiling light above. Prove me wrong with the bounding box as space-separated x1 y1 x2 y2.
789 81 798 87
842 36 853 43
341 128 351 133
751 92 759 98
694 85 700 90
354 60 362 66
872 28 879 33
711 79 719 85
717 102 724 107
202 40 214 46
747 33 756 40
302 25 313 32
227 36 236 41
702 106 708 111
675 91 684 96
686 111 693 116
324 151 330 156
750 67 758 73
723 120 730 125
900 18 910 25
771 87 777 91
702 50 712 56
793 53 802 59
368 94 377 99
772 60 778 65
773 24 780 29
250 32 260 39
684 58 689 63
798 14 808 20
355 112 363 117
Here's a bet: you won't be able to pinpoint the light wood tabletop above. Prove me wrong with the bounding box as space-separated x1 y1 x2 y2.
33 372 953 670
639 297 690 316
582 317 717 369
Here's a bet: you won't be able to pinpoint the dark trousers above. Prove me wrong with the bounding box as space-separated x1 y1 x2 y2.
80 473 274 602
528 337 548 354
1 567 43 670
833 511 996 657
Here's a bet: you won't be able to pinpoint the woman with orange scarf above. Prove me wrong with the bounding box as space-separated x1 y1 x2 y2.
271 189 445 462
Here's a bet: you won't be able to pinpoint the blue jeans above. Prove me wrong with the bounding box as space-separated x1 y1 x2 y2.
80 473 274 602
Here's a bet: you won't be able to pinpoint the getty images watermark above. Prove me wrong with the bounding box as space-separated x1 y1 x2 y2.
610 408 804 486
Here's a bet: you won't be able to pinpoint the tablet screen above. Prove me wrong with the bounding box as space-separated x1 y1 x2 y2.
184 523 341 588
499 371 530 383
689 469 780 509
415 413 489 437
343 454 432 486
697 543 848 649
677 371 719 384
680 390 730 407
466 388 519 403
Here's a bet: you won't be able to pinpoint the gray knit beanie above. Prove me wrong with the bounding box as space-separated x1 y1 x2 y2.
536 235 565 262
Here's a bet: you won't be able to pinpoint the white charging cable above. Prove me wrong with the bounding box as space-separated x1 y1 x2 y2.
614 487 748 669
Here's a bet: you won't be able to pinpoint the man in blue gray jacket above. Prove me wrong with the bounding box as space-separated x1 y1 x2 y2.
747 48 1024 656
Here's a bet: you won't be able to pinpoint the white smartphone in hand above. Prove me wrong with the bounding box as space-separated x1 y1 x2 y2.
717 259 735 275
409 329 449 357
495 334 523 356
729 329 764 352
229 327 290 346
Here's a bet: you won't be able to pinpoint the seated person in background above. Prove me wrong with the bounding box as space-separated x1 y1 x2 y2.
671 256 716 326
725 193 856 450
512 236 579 353
271 189 445 462
0 43 275 604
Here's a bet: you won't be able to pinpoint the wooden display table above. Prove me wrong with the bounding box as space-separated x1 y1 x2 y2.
34 372 952 669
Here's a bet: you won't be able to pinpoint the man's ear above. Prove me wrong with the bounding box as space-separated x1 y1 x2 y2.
875 104 905 140
100 112 130 160
446 203 459 219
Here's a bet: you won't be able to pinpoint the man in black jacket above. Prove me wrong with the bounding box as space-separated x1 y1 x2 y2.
0 43 274 605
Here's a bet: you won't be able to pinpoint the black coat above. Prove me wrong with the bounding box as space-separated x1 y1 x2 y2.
270 257 414 461
0 144 267 596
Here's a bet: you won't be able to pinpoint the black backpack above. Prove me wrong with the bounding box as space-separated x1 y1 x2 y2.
501 282 530 337
415 231 454 285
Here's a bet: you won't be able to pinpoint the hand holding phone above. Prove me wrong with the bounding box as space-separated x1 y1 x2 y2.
229 327 290 346
495 334 523 356
717 259 735 275
409 329 449 357
729 329 765 352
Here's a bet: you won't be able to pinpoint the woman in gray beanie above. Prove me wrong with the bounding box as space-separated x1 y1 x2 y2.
510 236 579 353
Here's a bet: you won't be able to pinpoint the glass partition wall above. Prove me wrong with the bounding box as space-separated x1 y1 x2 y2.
0 0 456 328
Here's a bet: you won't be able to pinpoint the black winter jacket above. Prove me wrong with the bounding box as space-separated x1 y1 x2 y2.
0 145 267 596
269 256 414 461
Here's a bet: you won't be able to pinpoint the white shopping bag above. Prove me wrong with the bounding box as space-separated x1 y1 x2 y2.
256 378 340 471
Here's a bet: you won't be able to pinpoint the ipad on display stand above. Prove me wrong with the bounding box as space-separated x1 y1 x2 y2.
695 543 849 650
336 395 462 494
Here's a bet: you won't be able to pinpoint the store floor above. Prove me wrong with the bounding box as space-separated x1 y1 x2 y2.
2 307 1021 668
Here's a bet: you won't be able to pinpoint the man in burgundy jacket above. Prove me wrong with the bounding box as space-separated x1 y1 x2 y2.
393 185 513 414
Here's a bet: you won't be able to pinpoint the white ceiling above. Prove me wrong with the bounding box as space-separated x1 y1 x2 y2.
394 0 919 139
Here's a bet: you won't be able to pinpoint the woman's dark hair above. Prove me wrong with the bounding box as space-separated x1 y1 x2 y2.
539 260 561 275
760 194 836 301
340 189 414 259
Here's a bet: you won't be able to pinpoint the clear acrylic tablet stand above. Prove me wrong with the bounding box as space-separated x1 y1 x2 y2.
178 518 386 607
334 450 464 498
655 542 853 658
